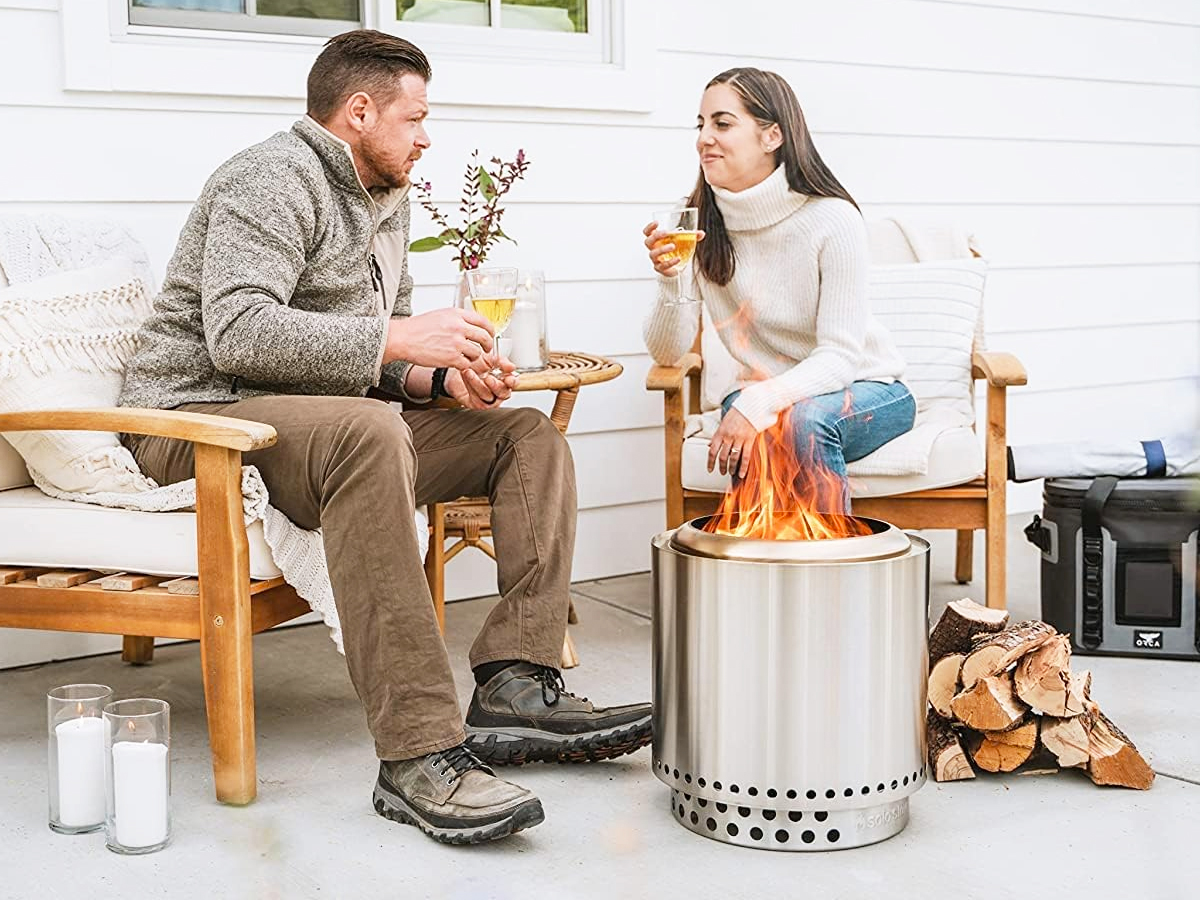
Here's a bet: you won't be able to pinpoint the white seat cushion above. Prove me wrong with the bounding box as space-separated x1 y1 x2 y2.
681 425 983 498
0 486 282 580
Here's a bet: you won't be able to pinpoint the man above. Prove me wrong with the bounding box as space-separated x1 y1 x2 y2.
118 29 650 845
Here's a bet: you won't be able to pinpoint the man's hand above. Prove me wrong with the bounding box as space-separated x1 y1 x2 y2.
384 309 496 375
708 407 759 478
444 357 518 410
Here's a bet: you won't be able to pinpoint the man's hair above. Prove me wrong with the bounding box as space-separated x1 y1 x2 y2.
307 30 432 122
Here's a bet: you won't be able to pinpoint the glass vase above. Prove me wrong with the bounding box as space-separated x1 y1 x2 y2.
104 698 171 855
47 684 113 834
509 270 549 372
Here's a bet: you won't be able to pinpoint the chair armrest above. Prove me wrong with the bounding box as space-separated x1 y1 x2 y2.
646 353 703 392
0 407 277 452
972 350 1028 388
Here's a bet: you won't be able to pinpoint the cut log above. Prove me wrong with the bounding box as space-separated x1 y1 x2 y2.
961 620 1057 689
928 598 1010 662
951 672 1030 732
1042 714 1090 769
965 717 1038 773
1013 635 1089 716
928 653 965 719
1016 743 1062 776
927 709 975 782
1081 701 1154 790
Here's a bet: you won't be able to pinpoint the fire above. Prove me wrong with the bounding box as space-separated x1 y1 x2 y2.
703 404 871 541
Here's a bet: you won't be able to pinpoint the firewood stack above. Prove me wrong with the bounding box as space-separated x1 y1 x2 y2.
926 598 1154 790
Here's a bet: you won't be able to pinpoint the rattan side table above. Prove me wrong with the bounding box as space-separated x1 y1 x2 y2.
424 352 623 668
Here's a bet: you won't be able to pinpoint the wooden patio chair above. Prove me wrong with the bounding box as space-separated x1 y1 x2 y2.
0 408 310 805
646 221 1027 609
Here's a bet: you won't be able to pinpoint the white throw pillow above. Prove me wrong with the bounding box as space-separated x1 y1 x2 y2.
699 258 988 422
0 257 157 494
867 258 988 422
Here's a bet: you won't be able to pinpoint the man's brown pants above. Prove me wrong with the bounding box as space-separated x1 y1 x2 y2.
124 395 576 761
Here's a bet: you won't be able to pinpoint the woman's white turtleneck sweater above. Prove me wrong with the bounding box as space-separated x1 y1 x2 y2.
643 164 905 432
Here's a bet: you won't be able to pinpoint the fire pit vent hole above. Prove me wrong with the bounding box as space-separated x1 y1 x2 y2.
670 789 911 851
654 761 925 805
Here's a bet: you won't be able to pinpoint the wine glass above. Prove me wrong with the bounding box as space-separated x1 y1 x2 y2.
463 266 519 376
652 206 700 304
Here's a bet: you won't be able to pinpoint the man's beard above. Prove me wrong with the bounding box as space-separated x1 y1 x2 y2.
360 136 408 191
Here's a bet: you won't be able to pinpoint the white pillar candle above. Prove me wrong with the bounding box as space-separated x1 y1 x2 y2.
55 717 106 827
111 742 169 848
508 303 541 369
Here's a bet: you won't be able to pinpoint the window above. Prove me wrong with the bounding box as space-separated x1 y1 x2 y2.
128 0 593 37
397 1 589 33
67 0 652 111
129 1 361 38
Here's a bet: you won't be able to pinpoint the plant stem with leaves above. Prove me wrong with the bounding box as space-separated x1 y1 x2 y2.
410 149 530 271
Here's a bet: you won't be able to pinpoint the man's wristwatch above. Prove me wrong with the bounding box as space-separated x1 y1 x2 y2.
429 366 449 402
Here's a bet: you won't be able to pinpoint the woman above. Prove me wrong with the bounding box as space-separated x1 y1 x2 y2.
643 67 915 514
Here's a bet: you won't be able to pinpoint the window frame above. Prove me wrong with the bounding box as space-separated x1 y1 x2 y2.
128 2 357 40
63 0 651 111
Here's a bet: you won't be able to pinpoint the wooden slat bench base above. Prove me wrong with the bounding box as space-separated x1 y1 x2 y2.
0 572 304 639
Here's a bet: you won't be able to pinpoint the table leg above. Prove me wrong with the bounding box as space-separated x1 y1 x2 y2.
549 386 580 435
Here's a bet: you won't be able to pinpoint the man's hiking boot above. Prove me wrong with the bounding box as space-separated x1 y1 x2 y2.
464 662 652 765
373 744 544 844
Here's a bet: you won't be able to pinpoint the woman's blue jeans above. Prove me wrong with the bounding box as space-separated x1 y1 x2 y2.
721 380 916 514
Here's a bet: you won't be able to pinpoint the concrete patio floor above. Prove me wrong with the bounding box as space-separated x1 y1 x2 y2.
1 515 1197 900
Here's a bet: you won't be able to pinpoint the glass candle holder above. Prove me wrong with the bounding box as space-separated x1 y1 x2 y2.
47 684 113 834
510 270 549 372
103 698 171 855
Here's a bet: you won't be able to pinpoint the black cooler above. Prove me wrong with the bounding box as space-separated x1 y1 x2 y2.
1026 476 1200 660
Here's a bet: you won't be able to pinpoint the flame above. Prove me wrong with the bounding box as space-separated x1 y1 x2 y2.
704 298 872 542
703 403 871 541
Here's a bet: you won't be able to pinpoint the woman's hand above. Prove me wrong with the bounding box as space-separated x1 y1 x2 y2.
643 221 704 277
445 357 518 410
708 407 758 478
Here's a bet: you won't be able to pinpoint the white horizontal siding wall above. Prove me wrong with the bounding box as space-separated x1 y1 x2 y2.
1 1 1197 667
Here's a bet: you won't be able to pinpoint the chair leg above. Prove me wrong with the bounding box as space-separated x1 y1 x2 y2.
195 444 257 805
984 498 1008 611
954 531 974 585
121 635 155 665
561 629 579 669
424 503 446 634
200 616 256 805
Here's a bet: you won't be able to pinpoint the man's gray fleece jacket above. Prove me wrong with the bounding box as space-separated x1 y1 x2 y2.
119 116 419 410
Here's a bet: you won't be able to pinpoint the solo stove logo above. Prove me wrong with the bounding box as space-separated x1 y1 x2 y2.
1134 631 1163 649
856 804 905 831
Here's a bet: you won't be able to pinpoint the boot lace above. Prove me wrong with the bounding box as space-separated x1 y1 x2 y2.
531 665 588 707
430 744 491 784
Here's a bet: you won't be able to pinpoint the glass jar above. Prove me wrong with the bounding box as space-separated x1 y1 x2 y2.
509 270 549 372
47 684 113 834
104 698 171 854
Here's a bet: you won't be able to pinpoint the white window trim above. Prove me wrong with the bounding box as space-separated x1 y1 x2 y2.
61 0 654 112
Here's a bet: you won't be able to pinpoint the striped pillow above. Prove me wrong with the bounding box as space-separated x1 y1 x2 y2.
868 258 988 423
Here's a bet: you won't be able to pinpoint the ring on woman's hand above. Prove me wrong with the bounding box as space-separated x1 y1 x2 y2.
729 447 741 457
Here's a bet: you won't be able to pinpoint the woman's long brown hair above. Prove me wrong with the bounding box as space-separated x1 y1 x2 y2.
690 68 858 286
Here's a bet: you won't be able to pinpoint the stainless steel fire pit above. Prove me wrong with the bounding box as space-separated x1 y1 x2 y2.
651 515 930 851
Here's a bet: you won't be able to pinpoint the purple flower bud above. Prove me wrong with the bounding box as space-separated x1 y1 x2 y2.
516 149 525 165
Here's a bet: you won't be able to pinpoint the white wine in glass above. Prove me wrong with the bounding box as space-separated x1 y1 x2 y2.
464 266 520 375
652 206 700 304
